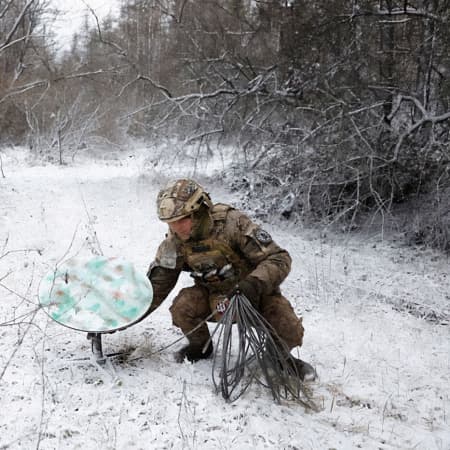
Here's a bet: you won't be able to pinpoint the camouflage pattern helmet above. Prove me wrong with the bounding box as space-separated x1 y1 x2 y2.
156 179 212 222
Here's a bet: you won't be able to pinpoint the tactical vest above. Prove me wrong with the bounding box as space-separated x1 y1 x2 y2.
181 205 252 293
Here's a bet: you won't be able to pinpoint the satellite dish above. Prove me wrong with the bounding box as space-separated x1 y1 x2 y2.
39 256 153 333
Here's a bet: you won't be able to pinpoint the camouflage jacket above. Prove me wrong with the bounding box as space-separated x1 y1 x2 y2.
147 204 291 313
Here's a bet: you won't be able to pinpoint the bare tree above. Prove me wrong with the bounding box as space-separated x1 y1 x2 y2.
1 0 448 248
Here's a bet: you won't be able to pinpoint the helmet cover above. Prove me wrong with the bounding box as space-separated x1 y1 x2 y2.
157 179 211 222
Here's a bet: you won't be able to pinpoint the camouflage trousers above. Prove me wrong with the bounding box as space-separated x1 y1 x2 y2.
169 285 304 350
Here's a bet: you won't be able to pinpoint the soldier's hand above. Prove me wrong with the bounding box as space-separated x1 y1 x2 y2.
230 277 264 308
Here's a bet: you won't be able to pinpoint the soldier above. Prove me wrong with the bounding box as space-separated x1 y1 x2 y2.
146 179 316 381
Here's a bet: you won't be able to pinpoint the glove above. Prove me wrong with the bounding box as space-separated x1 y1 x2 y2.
230 277 264 307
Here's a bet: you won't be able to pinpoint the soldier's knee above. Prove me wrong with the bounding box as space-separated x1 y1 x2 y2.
262 298 304 349
293 316 304 348
169 286 209 326
275 313 303 349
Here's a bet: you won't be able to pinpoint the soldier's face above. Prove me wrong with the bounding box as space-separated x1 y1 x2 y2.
168 216 193 241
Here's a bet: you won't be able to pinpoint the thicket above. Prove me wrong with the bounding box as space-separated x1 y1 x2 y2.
1 0 449 250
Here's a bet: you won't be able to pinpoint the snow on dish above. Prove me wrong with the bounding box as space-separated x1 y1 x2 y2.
38 256 152 332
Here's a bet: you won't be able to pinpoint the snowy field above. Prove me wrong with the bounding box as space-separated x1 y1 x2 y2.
0 147 449 450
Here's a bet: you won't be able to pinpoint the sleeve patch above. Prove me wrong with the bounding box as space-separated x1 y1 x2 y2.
254 228 273 246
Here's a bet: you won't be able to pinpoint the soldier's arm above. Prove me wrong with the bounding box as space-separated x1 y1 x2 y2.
227 209 292 294
145 236 182 315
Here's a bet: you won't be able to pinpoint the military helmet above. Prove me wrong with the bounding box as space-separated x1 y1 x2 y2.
157 179 212 222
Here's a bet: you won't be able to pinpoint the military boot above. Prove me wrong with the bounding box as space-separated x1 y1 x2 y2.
275 351 317 381
288 357 317 382
175 341 213 363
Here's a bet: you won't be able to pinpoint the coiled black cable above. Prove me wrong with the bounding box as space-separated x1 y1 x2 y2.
210 293 317 409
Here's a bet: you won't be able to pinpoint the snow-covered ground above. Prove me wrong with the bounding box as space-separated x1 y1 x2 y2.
0 146 449 450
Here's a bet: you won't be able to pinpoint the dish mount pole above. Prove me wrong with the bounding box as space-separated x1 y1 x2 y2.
87 332 104 359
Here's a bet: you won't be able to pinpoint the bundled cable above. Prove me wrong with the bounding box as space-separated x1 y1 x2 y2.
210 293 317 409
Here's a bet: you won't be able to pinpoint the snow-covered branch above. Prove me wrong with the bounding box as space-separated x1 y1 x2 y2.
0 0 36 53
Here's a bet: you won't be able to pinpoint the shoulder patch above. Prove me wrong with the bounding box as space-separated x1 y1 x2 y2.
254 228 273 245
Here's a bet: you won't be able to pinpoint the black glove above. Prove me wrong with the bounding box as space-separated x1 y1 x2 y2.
231 277 264 307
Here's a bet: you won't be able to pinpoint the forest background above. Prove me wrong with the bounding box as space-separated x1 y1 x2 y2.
1 0 449 251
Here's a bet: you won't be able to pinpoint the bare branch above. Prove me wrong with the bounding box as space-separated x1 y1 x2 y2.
0 0 36 52
0 32 43 54
81 1 127 57
0 308 39 382
0 0 15 20
137 75 173 99
183 127 224 145
0 151 5 178
0 69 119 105
351 6 443 23
391 96 450 161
